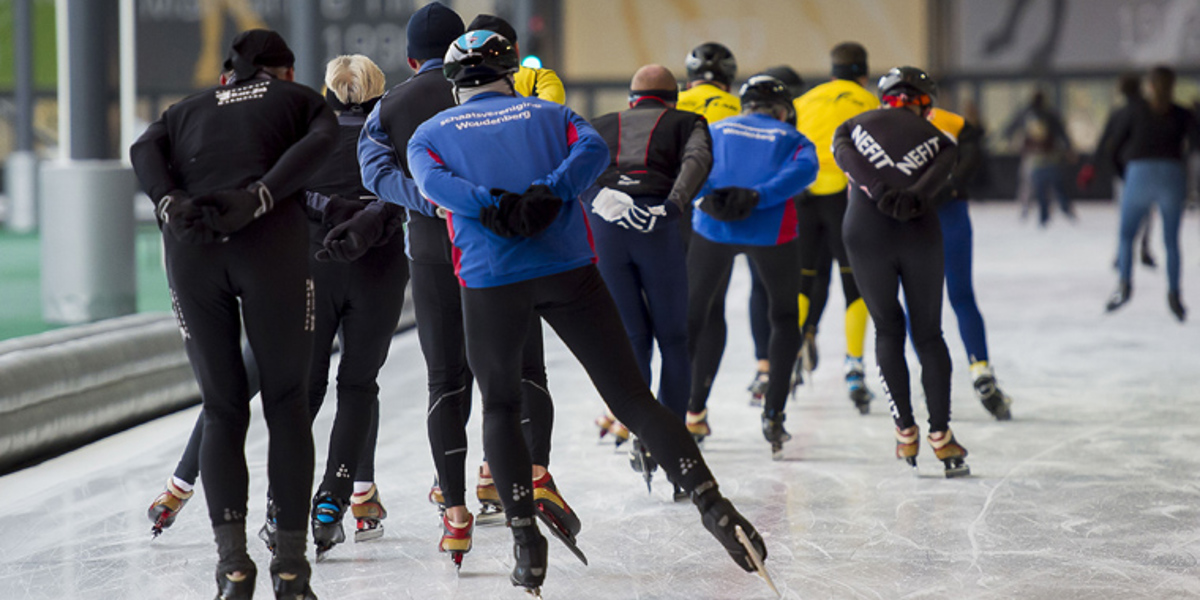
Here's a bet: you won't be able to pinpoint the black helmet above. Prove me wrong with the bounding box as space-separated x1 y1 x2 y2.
686 42 737 86
740 75 791 108
443 29 519 87
877 66 937 107
739 75 793 122
761 65 804 99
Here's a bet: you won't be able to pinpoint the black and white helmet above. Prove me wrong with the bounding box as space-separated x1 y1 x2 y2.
685 42 737 86
739 75 792 116
877 66 937 108
443 30 519 88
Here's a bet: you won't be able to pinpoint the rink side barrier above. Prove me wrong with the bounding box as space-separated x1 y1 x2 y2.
0 288 414 474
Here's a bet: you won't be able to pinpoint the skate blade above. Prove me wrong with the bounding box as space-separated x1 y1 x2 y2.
476 507 505 526
770 442 784 461
735 525 779 598
354 526 384 543
944 461 971 478
315 543 338 562
524 586 543 599
535 510 588 566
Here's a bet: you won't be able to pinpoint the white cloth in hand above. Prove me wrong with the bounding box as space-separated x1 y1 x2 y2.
591 187 659 232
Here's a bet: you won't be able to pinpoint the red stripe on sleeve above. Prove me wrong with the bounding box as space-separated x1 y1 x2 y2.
445 215 467 286
790 143 805 161
427 149 445 165
776 197 799 245
567 121 579 146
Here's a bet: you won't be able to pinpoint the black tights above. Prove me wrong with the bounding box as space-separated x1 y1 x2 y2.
165 203 314 533
462 266 713 522
843 198 952 432
409 220 553 509
687 236 801 419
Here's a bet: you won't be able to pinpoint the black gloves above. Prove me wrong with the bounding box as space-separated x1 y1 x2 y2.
193 181 275 234
513 184 563 237
315 206 386 263
156 190 221 244
479 184 564 238
699 187 759 222
479 189 522 238
875 188 927 222
321 194 362 228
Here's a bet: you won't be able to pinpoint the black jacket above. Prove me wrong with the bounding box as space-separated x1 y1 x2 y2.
591 98 712 213
131 77 336 205
833 107 957 208
372 66 459 263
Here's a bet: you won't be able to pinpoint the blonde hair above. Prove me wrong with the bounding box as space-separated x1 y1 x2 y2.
324 54 385 105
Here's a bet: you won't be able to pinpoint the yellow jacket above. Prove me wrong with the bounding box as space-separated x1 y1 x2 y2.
514 66 565 104
793 79 879 195
677 83 740 124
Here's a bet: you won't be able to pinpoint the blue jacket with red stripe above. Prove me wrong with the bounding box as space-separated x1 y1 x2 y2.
407 92 609 288
692 112 818 246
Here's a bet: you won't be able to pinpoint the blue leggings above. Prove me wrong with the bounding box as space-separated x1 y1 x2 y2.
590 216 691 420
938 199 989 364
1118 160 1186 293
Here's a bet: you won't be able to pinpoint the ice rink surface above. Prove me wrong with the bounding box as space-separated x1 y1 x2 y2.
1 203 1198 599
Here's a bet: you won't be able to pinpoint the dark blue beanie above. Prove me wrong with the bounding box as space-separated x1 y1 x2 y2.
407 2 465 61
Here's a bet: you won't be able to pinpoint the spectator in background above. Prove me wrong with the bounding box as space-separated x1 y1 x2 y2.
1080 73 1156 268
1104 65 1200 322
1004 89 1077 225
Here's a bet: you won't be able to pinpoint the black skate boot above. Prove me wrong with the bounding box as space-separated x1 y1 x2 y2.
970 362 1012 421
213 523 256 600
509 517 548 597
691 482 774 592
1168 291 1186 322
148 478 193 537
746 371 769 407
628 437 657 494
844 356 874 415
1105 281 1131 312
929 428 970 478
257 498 278 554
310 492 346 561
672 482 689 503
761 411 792 460
272 530 317 600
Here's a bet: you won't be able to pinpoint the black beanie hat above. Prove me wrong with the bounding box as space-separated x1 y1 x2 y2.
830 41 868 80
468 14 517 44
225 29 295 81
407 2 466 61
